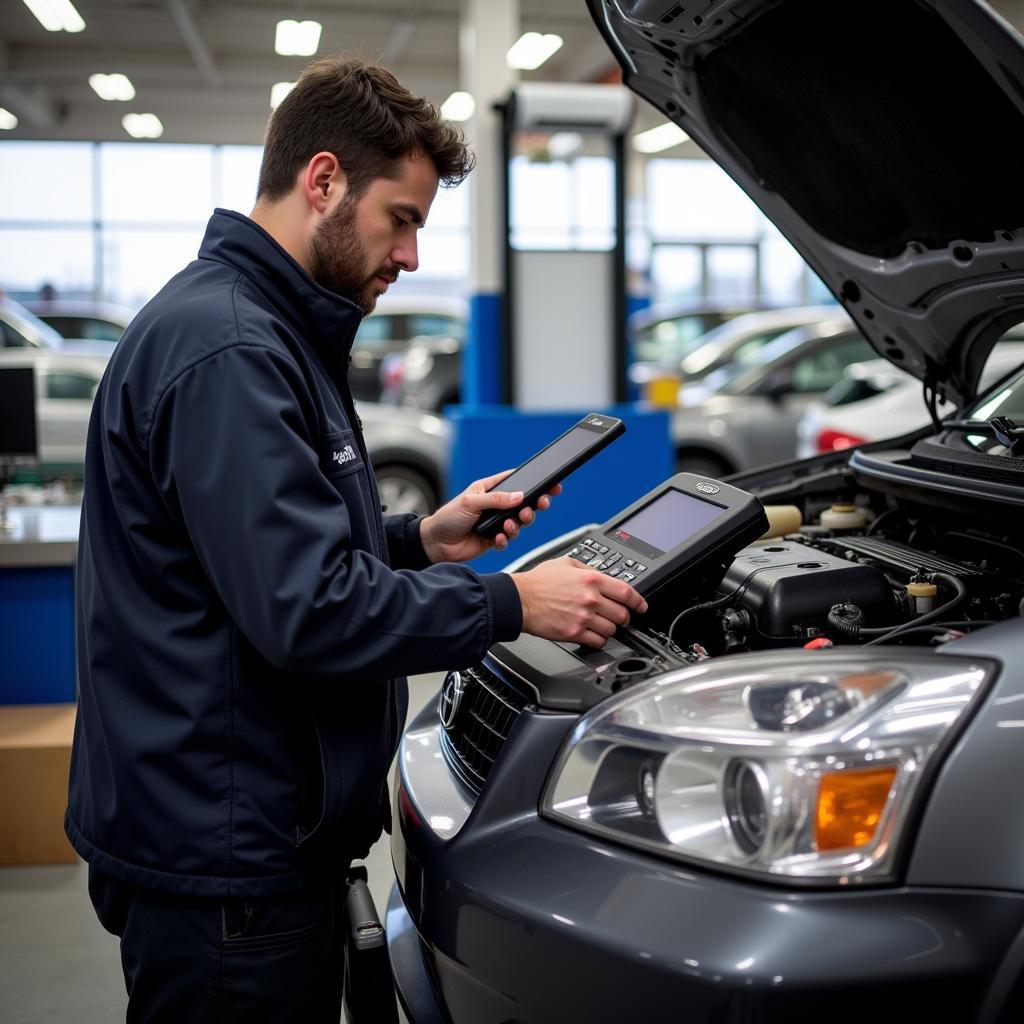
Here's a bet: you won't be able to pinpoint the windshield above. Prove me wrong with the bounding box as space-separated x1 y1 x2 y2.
1 299 65 349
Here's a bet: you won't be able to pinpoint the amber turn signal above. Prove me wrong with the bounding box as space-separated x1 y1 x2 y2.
815 766 897 851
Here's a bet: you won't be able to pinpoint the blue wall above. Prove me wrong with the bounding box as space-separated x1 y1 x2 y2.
445 405 672 574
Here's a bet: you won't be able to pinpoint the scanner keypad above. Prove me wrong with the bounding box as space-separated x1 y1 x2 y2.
570 539 648 585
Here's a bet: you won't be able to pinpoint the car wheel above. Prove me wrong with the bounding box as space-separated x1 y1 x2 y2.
374 465 439 517
676 451 733 479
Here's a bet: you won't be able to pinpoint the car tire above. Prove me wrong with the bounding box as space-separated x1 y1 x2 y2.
676 451 733 479
374 464 440 517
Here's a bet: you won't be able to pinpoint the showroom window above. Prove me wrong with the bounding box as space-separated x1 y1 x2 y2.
0 140 471 310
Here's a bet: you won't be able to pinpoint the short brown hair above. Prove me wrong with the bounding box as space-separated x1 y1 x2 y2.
257 57 474 202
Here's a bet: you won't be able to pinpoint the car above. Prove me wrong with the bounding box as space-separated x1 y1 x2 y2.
0 297 67 351
797 341 1024 458
381 332 462 412
25 300 133 345
0 340 447 507
349 294 466 403
670 316 875 476
387 1 1024 1021
627 301 754 376
0 349 108 471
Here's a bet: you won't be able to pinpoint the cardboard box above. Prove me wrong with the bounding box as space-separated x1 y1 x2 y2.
0 704 77 865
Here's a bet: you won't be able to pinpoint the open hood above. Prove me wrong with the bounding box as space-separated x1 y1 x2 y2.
589 0 1024 405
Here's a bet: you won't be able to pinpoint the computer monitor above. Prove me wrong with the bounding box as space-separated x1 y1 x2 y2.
0 366 38 464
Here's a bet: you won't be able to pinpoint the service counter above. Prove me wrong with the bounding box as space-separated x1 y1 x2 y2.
0 505 80 704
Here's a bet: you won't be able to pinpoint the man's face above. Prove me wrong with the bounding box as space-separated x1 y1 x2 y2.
309 153 439 315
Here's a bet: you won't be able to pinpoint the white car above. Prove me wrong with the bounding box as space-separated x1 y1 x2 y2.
798 342 1024 457
26 300 134 346
0 349 108 468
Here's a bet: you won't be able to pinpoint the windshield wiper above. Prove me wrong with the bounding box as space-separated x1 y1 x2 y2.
940 415 1024 457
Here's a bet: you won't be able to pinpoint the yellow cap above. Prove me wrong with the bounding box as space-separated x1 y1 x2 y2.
906 581 938 598
830 504 857 514
815 766 897 851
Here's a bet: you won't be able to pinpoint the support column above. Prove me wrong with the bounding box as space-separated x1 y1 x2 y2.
459 0 517 406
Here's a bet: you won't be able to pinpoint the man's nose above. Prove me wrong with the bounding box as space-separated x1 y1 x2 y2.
393 236 419 274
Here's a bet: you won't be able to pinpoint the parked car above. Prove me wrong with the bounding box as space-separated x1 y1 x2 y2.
670 304 841 384
0 349 108 470
670 316 874 476
797 340 1024 458
26 300 133 345
350 295 466 402
628 301 754 375
0 340 446 507
387 1 1024 1021
0 297 66 351
381 332 462 412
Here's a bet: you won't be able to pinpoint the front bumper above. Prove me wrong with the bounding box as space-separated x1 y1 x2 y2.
390 699 1024 1024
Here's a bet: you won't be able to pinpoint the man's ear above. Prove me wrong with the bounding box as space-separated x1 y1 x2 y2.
302 151 347 215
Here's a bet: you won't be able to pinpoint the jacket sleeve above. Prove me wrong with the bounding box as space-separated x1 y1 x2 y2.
383 513 433 571
146 343 522 679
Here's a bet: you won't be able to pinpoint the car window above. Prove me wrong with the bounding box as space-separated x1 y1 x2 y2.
0 317 32 348
354 314 399 347
790 335 875 393
730 328 793 366
42 315 123 343
46 371 98 400
634 316 711 364
407 314 465 341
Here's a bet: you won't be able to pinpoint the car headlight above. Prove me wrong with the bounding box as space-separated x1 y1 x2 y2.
541 651 992 885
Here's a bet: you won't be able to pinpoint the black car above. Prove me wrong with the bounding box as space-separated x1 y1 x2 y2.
388 1 1024 1022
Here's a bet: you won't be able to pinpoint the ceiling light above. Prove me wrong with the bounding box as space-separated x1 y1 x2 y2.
440 91 475 122
632 121 690 153
89 73 136 102
22 0 85 33
122 113 164 140
0 108 18 130
275 19 322 57
506 32 563 70
270 81 295 109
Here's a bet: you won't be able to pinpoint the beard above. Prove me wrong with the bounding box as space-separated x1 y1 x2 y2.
308 198 397 316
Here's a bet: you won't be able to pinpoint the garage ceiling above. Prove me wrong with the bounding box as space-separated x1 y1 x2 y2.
0 0 616 143
1 0 1023 145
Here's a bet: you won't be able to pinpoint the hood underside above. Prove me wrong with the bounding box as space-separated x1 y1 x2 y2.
589 0 1024 404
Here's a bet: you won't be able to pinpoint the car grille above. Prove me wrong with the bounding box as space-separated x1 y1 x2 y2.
439 661 529 793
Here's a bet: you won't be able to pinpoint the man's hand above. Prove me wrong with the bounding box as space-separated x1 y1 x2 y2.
419 469 562 564
512 556 648 648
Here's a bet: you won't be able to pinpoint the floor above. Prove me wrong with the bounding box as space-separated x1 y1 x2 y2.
0 671 442 1024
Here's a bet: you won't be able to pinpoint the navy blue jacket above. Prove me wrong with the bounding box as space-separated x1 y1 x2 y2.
66 210 522 896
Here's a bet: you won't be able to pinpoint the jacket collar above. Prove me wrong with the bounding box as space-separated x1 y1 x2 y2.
198 208 363 360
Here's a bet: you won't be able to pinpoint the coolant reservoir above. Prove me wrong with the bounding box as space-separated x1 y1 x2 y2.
820 504 870 531
758 505 803 539
907 580 938 614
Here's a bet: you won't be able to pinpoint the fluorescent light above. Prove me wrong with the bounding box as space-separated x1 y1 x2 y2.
632 121 690 153
270 81 295 109
0 108 18 130
506 32 563 70
89 73 136 102
440 91 475 122
22 0 85 32
275 19 322 57
122 113 164 139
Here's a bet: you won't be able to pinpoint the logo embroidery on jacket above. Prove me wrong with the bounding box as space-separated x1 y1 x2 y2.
332 445 358 466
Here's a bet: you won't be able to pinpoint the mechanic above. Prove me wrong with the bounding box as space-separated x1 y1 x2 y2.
65 57 647 1022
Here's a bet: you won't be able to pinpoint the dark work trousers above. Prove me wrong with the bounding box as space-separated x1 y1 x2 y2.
88 866 346 1023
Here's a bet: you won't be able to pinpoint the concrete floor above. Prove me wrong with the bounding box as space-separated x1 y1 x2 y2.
0 671 442 1024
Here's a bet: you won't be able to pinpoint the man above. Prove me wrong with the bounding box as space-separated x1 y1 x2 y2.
67 57 646 1021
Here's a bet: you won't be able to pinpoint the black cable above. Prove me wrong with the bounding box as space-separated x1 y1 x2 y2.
864 620 994 646
827 572 967 644
669 583 745 645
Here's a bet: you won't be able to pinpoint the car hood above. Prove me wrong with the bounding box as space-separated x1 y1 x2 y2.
588 0 1024 406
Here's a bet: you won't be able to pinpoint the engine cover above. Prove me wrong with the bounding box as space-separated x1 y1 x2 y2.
721 540 896 637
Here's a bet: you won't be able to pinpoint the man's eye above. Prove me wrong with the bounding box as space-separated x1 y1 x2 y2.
393 215 408 228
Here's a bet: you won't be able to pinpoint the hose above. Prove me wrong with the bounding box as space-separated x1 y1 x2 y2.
669 583 745 645
828 572 967 644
